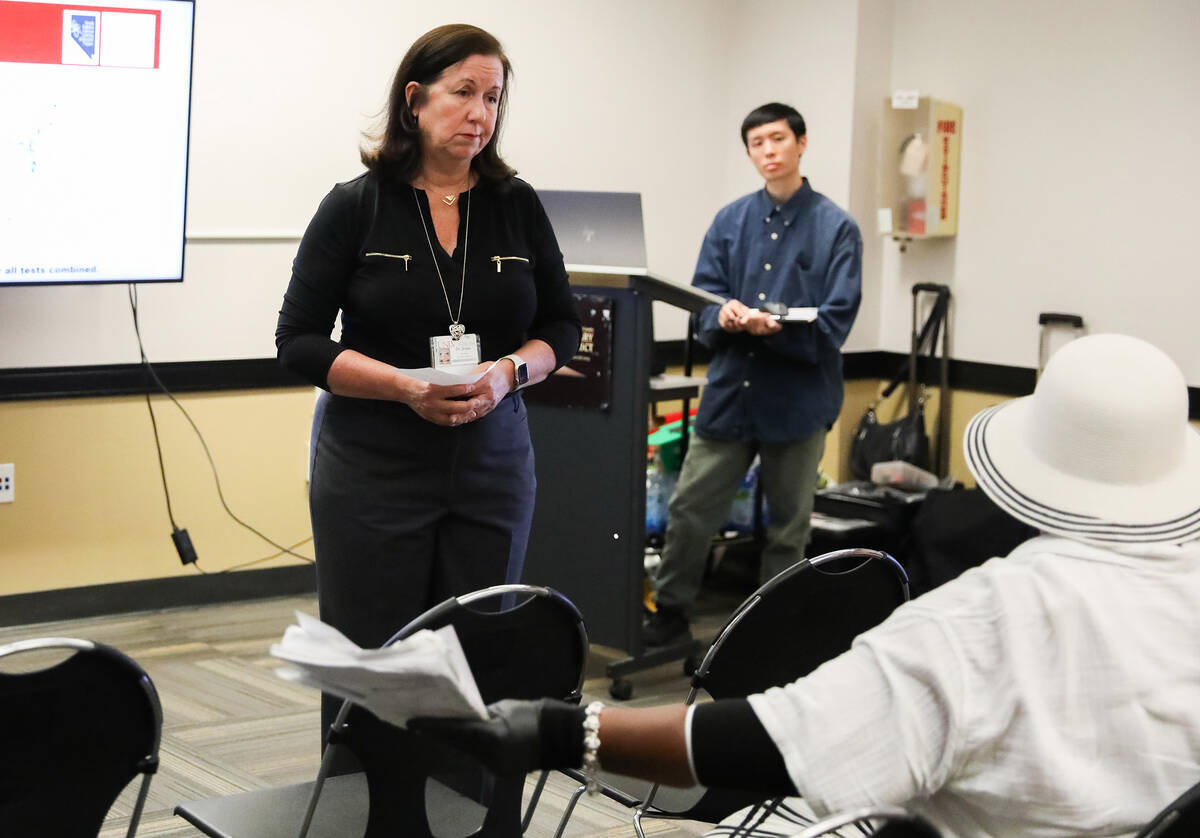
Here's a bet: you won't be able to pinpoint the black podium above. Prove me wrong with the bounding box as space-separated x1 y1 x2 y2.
523 270 716 682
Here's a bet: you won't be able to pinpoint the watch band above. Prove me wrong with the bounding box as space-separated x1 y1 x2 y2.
502 353 529 389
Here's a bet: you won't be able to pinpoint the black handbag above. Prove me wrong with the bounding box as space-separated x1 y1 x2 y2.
849 398 930 481
849 285 949 481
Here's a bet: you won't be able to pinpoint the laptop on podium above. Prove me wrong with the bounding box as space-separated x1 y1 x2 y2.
536 189 648 274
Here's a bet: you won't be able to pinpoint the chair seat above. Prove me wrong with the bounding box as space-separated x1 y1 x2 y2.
175 773 488 838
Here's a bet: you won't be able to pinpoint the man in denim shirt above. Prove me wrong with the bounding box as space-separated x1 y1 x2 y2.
645 102 863 646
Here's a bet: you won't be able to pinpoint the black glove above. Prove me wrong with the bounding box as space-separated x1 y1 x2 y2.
408 698 585 775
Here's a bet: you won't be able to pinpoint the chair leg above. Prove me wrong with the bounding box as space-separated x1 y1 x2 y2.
633 806 651 838
298 701 353 838
124 774 153 838
522 769 550 832
551 782 588 838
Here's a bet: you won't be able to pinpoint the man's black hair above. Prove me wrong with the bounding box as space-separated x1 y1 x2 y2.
740 103 806 147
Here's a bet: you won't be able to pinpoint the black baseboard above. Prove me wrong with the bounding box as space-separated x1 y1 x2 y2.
658 342 1037 397
0 358 307 402
658 342 1198 415
4 350 1196 416
0 564 316 628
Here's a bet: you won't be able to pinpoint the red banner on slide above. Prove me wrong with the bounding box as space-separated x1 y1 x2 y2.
0 0 160 68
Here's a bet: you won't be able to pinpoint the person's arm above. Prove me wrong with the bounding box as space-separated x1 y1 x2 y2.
690 221 745 351
275 184 358 388
409 697 796 796
327 349 480 426
759 221 862 364
522 186 583 369
456 338 558 420
599 701 796 795
592 704 694 787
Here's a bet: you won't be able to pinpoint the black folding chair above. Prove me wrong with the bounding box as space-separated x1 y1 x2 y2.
1136 778 1200 838
791 805 940 838
175 584 588 838
555 548 910 838
0 637 162 837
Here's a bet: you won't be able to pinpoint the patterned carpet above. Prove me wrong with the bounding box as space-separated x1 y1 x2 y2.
0 594 718 838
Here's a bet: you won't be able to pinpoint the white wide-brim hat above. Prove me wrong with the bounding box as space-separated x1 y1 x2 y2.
964 333 1200 546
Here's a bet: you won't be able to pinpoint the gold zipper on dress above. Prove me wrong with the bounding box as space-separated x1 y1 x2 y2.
491 255 530 273
365 252 412 270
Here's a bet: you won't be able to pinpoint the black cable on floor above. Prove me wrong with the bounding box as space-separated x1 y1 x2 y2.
128 284 314 570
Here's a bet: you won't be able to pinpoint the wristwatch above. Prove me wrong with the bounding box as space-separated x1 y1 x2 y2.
502 353 529 389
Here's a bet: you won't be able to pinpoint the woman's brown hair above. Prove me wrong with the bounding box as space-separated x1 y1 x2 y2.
361 24 516 183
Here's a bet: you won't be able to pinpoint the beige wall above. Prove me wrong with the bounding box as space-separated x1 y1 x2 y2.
4 377 956 598
5 381 1195 597
652 368 1013 489
0 389 315 596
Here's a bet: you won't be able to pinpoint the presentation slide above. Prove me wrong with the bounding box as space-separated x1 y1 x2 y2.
0 0 194 285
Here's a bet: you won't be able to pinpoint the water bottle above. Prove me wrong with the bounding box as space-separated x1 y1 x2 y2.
646 448 667 536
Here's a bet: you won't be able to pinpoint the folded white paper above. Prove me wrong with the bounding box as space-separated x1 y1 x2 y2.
270 612 487 727
399 365 487 385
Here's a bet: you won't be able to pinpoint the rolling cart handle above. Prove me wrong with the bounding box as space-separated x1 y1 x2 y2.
909 283 952 477
908 284 951 412
912 282 949 295
1037 311 1086 374
1038 312 1084 328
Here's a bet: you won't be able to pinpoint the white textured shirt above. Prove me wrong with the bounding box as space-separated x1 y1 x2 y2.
748 535 1200 838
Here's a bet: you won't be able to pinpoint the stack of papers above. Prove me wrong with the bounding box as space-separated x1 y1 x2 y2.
270 612 487 727
399 365 487 385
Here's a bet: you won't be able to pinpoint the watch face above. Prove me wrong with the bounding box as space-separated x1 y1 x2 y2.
515 362 529 385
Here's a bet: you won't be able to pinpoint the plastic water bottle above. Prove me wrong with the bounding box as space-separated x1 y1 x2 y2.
726 467 756 532
646 450 668 536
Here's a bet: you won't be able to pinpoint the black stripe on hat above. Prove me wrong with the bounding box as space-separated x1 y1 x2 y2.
965 405 1200 545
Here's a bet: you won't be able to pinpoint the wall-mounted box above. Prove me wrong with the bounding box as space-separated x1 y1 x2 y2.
878 97 962 240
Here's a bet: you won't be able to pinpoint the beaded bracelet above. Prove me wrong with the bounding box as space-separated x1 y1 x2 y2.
582 700 604 795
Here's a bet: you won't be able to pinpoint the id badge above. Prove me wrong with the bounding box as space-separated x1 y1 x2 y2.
430 333 481 369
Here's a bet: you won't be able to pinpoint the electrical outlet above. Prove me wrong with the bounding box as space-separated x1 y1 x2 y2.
0 463 13 503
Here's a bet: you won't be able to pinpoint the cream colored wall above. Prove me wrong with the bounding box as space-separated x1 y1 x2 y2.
5 380 1196 597
881 0 1200 382
0 388 315 596
654 368 1011 488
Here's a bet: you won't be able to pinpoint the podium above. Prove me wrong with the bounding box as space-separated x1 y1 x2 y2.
523 269 717 682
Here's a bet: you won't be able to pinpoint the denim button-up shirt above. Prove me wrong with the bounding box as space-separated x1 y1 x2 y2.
692 180 862 443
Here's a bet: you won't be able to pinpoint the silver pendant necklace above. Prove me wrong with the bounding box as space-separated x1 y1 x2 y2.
413 186 471 339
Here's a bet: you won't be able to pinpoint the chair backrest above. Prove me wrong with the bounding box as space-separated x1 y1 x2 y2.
648 550 909 823
331 585 588 838
696 548 910 700
0 637 162 838
1136 778 1200 838
792 805 940 838
388 584 588 704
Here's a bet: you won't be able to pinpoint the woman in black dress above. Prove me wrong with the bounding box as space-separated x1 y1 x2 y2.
276 23 581 742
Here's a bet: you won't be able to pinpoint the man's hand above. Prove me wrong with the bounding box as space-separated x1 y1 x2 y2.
718 300 782 336
718 299 751 332
409 699 578 775
739 310 783 336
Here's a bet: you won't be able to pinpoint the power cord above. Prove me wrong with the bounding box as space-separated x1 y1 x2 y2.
128 284 315 570
222 536 315 572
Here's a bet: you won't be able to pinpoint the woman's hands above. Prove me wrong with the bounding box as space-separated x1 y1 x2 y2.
461 359 514 417
402 379 481 427
324 348 542 428
401 359 513 428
